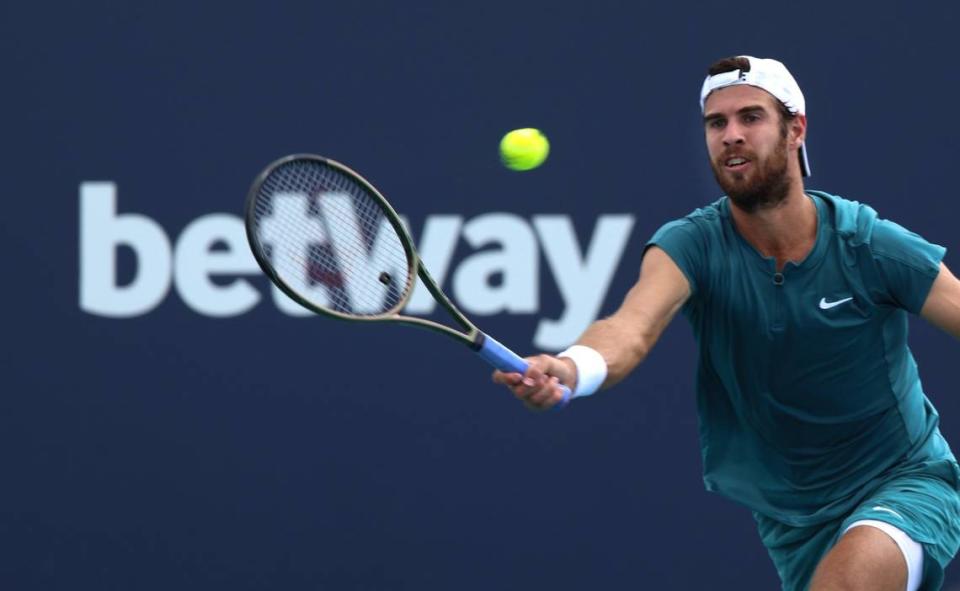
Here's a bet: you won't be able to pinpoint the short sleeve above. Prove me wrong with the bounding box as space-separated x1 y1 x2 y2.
869 219 946 313
645 219 707 298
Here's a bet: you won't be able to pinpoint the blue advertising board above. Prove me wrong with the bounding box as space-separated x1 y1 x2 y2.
4 1 960 588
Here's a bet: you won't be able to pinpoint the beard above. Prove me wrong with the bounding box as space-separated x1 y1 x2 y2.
711 137 793 214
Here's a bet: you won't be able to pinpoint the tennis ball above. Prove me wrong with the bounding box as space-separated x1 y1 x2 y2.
499 128 549 171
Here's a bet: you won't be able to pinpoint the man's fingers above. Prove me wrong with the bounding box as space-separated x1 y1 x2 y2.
492 355 569 411
527 376 561 406
492 370 547 404
513 379 540 401
524 363 551 388
491 370 523 386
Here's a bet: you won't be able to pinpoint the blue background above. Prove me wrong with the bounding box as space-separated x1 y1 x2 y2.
4 1 960 588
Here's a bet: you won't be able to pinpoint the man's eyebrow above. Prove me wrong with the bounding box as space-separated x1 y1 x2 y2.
703 104 768 123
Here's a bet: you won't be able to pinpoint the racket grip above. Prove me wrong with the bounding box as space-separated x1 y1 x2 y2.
477 333 572 408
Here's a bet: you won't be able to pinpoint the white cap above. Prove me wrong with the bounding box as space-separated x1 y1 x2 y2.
700 56 811 177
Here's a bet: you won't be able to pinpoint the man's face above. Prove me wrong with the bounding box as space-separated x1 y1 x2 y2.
702 85 799 212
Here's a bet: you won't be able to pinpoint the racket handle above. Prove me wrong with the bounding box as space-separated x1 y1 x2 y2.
477 333 572 408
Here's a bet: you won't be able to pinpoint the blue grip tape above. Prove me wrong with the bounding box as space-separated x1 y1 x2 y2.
477 333 571 408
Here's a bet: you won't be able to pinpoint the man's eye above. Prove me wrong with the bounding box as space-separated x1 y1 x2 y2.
709 119 726 129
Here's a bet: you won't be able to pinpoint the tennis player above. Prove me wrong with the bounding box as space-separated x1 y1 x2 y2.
493 56 960 590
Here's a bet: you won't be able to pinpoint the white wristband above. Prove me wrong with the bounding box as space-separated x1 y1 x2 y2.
558 345 608 398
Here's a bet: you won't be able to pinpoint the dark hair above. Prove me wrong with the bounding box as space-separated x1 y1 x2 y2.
708 56 752 77
707 56 796 138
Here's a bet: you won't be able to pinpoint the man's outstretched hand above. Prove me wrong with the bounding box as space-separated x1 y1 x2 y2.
492 354 577 411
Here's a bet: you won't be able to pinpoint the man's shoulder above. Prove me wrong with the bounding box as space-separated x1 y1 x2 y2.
646 199 731 274
684 197 728 223
654 197 728 237
809 190 879 246
811 190 934 250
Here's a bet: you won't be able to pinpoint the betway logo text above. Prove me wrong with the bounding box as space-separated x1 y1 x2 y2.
79 182 635 349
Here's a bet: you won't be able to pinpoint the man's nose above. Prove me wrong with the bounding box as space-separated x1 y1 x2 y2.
722 123 745 146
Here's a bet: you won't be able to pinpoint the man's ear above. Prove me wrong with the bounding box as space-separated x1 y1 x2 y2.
792 114 808 147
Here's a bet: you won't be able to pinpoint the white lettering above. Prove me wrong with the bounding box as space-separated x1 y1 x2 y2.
77 183 637 349
260 193 331 315
79 182 172 317
405 215 463 314
321 193 407 314
532 215 635 349
453 213 537 315
174 215 262 316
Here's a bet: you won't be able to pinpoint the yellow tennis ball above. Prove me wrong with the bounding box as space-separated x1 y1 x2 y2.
499 128 549 171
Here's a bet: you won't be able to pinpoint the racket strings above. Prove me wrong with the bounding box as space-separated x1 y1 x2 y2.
252 160 411 316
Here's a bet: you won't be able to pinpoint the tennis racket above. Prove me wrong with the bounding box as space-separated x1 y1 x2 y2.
244 154 571 407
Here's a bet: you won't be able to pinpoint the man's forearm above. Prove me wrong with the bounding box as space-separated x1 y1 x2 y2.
576 316 652 389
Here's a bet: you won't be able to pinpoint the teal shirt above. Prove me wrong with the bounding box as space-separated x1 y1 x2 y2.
648 191 958 526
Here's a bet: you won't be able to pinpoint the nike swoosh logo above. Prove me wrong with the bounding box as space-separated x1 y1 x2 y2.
819 297 853 310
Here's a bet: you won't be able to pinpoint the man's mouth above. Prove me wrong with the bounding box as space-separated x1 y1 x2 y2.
724 156 750 169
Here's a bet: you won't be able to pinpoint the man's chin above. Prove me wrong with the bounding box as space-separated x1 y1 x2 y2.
712 166 748 191
719 178 754 199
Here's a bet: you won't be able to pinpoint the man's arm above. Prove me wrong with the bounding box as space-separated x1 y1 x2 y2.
575 246 691 387
921 262 960 339
492 246 691 409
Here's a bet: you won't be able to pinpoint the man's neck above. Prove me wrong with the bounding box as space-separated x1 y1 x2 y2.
729 186 817 271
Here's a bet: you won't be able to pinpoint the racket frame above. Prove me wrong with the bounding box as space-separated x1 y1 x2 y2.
244 154 483 349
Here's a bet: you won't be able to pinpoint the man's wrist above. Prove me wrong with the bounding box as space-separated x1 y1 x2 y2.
557 345 608 398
